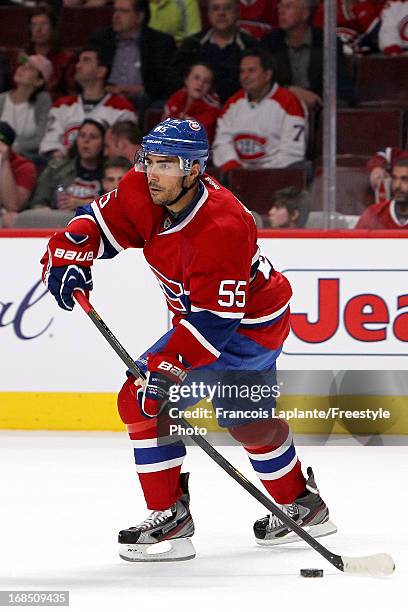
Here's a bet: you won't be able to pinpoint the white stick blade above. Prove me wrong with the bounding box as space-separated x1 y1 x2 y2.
342 553 395 577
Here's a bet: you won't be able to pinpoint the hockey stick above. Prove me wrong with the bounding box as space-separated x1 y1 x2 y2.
73 290 395 577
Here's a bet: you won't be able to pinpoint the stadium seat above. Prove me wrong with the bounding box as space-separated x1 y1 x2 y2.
338 109 404 155
315 109 404 157
0 8 30 47
227 167 307 214
311 166 373 215
60 7 113 48
315 154 370 168
355 56 408 106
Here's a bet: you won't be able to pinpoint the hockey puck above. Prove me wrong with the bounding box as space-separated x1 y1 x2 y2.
300 568 324 578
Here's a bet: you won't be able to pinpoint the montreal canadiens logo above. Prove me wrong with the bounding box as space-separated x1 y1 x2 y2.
234 133 267 160
63 125 80 147
188 120 201 132
399 16 408 42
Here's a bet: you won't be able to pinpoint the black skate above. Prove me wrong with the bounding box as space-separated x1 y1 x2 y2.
253 467 337 546
118 473 195 562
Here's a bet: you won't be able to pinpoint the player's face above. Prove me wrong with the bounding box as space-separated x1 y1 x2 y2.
113 0 143 34
146 154 186 206
102 166 128 192
185 65 213 100
268 204 298 228
208 0 238 33
391 166 408 205
278 0 309 30
240 56 272 98
76 124 104 162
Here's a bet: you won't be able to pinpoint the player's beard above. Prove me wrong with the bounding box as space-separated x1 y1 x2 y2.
148 178 183 207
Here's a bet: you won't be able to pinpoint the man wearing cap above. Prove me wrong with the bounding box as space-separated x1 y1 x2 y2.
0 54 53 157
0 121 37 228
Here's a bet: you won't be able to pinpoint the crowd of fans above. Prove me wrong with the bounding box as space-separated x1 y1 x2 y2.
0 0 407 230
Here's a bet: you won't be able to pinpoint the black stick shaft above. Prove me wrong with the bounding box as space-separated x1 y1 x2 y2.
73 290 344 572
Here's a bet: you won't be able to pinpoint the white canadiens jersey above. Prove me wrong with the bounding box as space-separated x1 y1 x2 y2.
212 84 306 170
379 0 408 53
39 94 137 155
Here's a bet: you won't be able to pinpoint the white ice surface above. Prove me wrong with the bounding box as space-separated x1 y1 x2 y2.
0 432 406 612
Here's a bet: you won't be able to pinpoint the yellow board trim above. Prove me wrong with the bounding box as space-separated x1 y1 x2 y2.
1 393 407 435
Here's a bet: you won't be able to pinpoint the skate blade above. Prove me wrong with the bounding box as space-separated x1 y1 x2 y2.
119 537 196 562
255 520 337 546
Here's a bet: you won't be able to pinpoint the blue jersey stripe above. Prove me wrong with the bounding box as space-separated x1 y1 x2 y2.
248 443 296 474
134 442 186 465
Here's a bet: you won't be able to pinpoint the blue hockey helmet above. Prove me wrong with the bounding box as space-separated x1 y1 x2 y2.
140 118 209 175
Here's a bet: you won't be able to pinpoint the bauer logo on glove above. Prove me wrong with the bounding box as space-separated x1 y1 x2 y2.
140 353 188 419
157 360 188 382
40 217 100 312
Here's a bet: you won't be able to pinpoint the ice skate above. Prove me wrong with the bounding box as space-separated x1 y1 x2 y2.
253 467 337 546
118 473 196 562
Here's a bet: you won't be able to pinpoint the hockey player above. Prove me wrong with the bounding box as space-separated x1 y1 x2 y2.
41 118 336 562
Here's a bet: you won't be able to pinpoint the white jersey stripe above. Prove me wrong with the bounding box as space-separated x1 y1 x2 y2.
67 214 96 227
158 186 209 235
91 200 123 253
255 454 298 480
246 431 293 461
180 319 221 358
241 300 290 325
136 456 184 473
190 305 244 319
131 436 178 448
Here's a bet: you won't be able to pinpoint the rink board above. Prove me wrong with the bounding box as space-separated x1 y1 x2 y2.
0 230 407 431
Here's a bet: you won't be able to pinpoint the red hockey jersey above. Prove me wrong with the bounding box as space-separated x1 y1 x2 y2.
73 170 292 368
162 89 220 143
356 199 408 229
238 0 278 39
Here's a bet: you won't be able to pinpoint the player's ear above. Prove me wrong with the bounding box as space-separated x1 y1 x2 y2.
187 162 200 185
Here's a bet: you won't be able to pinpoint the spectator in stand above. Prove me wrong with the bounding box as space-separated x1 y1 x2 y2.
313 0 384 55
167 0 257 104
16 119 105 228
260 0 353 108
104 119 142 162
367 146 408 202
39 46 137 158
379 0 408 54
102 155 132 192
238 0 278 40
148 0 202 43
0 121 37 228
26 6 76 99
266 185 307 227
162 62 220 143
356 158 408 229
89 0 176 107
0 55 52 158
213 48 306 173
